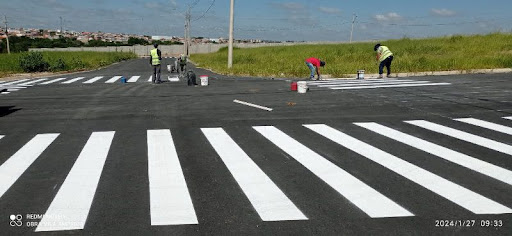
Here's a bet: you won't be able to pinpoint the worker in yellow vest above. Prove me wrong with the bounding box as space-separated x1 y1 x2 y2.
149 43 162 83
374 44 394 78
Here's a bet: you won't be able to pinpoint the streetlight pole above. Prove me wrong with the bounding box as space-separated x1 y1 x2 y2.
3 16 10 54
227 0 234 68
350 13 357 43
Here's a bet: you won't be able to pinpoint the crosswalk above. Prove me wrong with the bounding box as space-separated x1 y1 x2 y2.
0 75 182 95
307 78 451 90
1 116 511 232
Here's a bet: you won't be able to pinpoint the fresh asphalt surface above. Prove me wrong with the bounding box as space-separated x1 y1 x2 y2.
0 58 511 235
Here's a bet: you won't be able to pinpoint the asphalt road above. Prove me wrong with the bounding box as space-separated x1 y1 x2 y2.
0 58 511 235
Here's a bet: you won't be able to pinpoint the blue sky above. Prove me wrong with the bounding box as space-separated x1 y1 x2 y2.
1 0 512 41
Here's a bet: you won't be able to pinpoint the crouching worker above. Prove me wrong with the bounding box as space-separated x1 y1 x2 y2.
305 57 325 80
374 44 394 78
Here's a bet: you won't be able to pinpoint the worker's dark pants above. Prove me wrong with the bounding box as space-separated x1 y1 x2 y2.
379 56 394 76
180 63 186 73
153 64 161 83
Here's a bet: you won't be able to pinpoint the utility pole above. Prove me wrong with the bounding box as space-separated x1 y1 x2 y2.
227 0 234 68
350 13 357 43
3 16 10 54
59 16 63 34
184 8 191 57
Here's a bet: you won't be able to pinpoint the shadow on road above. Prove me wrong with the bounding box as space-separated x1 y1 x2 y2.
0 106 21 117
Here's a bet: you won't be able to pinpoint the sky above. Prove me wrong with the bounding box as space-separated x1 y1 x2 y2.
1 0 512 42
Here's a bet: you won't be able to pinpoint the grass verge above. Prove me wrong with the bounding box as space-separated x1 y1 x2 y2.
191 33 512 78
0 51 137 77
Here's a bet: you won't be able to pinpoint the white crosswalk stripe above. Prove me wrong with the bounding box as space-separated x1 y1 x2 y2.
405 120 512 156
147 130 198 225
40 78 68 85
203 128 308 221
61 77 85 84
83 76 104 84
0 79 31 86
254 126 413 218
36 131 115 232
305 124 512 214
355 122 512 186
0 133 59 199
105 76 123 83
148 76 152 82
18 78 48 86
504 116 512 121
308 79 451 90
455 118 512 136
127 76 141 83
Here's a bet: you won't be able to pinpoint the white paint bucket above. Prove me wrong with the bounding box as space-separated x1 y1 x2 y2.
297 81 308 93
167 65 171 72
200 75 209 86
357 70 365 80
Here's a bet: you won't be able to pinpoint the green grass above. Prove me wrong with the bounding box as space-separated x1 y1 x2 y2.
191 33 512 78
0 51 137 77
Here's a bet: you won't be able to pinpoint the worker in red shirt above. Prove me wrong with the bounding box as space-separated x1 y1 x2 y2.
305 57 325 80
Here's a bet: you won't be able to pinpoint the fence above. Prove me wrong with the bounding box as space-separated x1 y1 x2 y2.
28 42 348 57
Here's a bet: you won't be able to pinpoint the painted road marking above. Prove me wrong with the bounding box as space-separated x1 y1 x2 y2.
254 126 413 218
455 118 512 136
355 122 512 186
127 76 141 83
504 116 512 121
308 79 410 84
61 77 85 84
316 81 430 88
202 128 307 221
105 76 122 83
148 76 152 82
40 78 67 85
18 78 48 86
406 120 512 156
330 83 451 90
308 79 415 85
233 100 273 112
305 124 512 214
0 134 59 199
0 79 31 86
83 76 104 84
36 131 115 232
147 130 198 225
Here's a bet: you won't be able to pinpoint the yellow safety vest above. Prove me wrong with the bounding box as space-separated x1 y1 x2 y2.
378 46 393 62
151 49 160 65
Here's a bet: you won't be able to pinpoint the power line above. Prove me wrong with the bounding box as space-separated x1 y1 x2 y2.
193 0 215 22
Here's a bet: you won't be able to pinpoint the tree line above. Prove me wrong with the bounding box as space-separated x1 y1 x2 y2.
0 36 183 53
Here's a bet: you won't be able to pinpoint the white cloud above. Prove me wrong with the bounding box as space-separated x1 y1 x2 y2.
319 7 341 15
274 2 304 10
374 12 402 21
431 8 456 17
145 2 161 9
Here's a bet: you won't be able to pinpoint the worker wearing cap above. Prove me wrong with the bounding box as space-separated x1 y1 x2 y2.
150 43 162 83
374 44 394 78
305 57 325 80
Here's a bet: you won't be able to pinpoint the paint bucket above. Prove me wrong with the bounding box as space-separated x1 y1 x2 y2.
120 77 127 83
357 70 365 80
200 75 209 86
290 81 298 91
167 65 171 72
297 81 308 93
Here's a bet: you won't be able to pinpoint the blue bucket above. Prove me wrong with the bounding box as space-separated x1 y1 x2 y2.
120 77 127 83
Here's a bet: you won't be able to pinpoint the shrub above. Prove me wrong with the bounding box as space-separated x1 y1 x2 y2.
19 51 49 72
71 57 86 69
50 58 68 72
